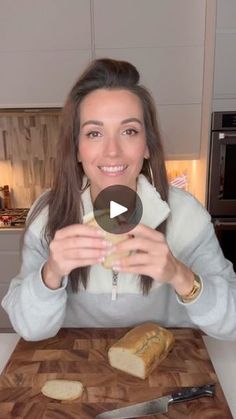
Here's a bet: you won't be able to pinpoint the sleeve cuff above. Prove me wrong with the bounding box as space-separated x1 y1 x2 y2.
29 262 68 301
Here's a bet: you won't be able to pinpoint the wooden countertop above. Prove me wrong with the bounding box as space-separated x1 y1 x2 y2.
0 327 233 419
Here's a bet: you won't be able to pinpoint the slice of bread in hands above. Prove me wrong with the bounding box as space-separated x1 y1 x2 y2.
84 210 132 268
108 322 174 379
41 379 84 401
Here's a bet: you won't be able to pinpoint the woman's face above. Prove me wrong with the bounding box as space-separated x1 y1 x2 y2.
78 88 149 200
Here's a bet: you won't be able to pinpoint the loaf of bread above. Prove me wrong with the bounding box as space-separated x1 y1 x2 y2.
84 210 131 268
108 323 174 379
41 379 84 401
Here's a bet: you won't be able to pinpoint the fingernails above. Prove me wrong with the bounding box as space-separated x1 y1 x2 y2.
102 240 113 248
112 262 120 269
105 248 115 256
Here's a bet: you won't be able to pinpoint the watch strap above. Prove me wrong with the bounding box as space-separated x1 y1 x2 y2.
179 274 202 303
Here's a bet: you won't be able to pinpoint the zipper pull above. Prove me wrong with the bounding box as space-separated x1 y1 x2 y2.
112 270 119 301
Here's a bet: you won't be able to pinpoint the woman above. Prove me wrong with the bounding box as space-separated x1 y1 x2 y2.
2 58 236 341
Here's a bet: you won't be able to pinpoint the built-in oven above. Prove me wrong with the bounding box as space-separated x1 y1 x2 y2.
207 111 236 271
208 111 236 216
213 218 236 271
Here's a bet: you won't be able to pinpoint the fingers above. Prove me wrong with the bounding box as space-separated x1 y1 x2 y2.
56 248 107 261
112 252 163 277
112 224 165 254
114 263 155 277
52 236 110 251
63 257 104 271
129 223 164 241
112 236 166 255
113 252 150 268
46 223 110 278
54 224 104 240
46 247 105 279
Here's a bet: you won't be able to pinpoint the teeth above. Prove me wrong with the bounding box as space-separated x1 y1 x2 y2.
99 165 127 173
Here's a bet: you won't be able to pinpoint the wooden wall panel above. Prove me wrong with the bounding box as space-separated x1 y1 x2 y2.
0 111 61 208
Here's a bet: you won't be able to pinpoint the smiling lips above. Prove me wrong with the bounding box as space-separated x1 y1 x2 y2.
98 165 128 175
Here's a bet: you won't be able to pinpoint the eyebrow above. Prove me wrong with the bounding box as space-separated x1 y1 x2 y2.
81 117 143 128
121 118 143 126
81 120 103 128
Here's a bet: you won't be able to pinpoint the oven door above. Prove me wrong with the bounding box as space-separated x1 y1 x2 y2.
208 131 236 216
213 218 236 271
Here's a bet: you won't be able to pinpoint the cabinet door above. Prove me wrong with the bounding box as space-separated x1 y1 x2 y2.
213 0 236 110
94 0 205 48
0 251 21 281
0 231 22 329
0 0 92 106
0 283 15 328
94 0 206 158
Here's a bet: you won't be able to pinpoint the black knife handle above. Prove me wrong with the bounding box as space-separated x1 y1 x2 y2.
171 383 215 404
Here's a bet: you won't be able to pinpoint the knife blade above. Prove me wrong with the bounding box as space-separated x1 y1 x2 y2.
94 383 215 418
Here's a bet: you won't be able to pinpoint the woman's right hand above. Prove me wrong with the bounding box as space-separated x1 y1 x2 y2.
42 224 109 289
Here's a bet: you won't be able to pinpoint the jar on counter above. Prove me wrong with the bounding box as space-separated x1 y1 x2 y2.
0 187 4 209
3 185 11 209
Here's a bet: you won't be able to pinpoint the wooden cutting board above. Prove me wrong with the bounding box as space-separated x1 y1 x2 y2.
0 328 233 419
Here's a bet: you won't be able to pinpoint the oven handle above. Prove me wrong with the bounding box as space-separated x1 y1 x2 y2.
214 220 236 229
218 132 236 140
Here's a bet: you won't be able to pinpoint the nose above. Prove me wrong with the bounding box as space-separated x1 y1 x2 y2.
104 135 122 157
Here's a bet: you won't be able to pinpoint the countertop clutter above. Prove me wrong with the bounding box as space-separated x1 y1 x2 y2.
0 328 235 418
0 184 29 228
0 208 29 228
0 185 11 210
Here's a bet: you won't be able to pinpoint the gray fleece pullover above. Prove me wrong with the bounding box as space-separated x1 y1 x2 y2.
2 175 236 341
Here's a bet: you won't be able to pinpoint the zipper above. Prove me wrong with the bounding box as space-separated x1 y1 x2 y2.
112 270 119 300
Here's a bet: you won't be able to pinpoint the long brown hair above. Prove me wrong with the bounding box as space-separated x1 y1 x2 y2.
26 58 169 294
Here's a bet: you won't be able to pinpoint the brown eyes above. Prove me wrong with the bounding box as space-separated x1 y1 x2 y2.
85 128 138 139
123 128 138 136
86 131 102 139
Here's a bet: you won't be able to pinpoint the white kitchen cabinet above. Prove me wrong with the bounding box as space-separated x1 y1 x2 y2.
0 0 92 107
0 230 22 329
0 49 91 107
0 0 214 159
95 46 204 158
94 0 208 158
158 105 202 159
0 0 91 51
93 0 206 48
213 0 236 111
95 47 204 105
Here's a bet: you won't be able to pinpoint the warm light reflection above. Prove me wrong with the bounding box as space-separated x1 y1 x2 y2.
0 160 12 186
1 158 203 208
165 160 199 198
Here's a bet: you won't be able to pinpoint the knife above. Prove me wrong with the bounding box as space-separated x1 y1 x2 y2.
94 383 215 418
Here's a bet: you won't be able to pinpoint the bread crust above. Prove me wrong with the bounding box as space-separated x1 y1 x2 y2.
84 211 131 268
108 322 174 379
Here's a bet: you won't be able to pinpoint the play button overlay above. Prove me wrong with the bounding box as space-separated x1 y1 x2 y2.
94 185 143 234
110 201 127 219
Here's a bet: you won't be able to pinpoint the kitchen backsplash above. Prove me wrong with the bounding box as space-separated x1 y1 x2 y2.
0 110 61 207
0 110 200 209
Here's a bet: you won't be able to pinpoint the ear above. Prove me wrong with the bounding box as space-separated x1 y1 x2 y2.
77 151 81 163
144 146 150 159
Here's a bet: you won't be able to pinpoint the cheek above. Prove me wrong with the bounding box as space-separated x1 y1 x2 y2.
78 142 100 169
78 140 91 161
132 142 148 161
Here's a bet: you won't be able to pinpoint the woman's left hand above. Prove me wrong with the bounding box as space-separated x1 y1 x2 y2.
111 223 195 296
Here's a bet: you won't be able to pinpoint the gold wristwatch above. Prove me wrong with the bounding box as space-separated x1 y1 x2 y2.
179 274 202 303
